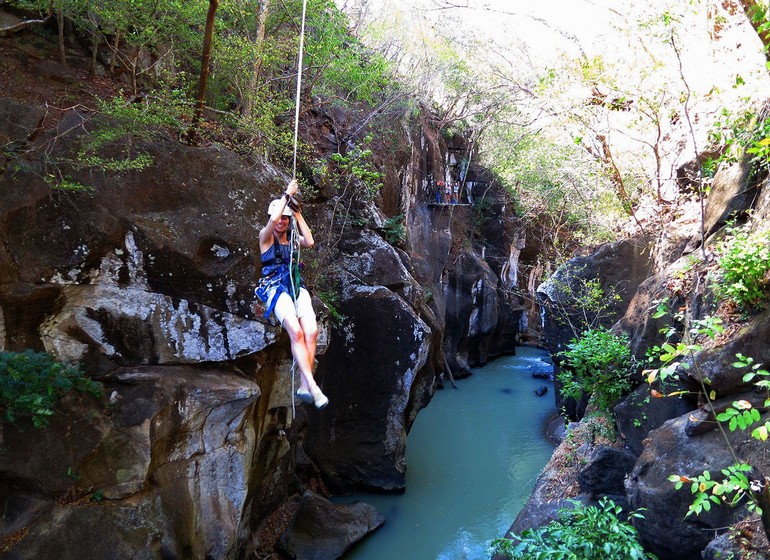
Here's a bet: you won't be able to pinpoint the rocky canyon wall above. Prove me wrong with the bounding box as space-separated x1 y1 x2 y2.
0 88 528 558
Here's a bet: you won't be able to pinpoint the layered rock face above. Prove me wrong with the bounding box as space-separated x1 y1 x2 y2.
513 154 770 559
1 102 305 558
1 91 527 558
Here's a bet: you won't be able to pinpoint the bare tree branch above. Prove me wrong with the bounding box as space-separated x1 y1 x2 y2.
0 2 53 36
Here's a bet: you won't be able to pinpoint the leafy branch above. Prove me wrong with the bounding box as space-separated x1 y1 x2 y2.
645 300 770 538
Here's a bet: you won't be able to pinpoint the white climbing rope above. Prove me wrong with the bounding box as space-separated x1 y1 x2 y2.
292 0 309 180
289 0 308 418
288 223 301 419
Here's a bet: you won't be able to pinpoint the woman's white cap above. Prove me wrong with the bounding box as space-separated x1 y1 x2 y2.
268 199 293 216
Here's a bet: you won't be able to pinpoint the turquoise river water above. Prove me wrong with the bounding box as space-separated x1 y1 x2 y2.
335 346 557 560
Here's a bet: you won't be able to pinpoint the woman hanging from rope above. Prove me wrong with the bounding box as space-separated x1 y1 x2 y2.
258 178 328 409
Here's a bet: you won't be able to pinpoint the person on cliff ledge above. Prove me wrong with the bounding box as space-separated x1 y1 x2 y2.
257 179 328 409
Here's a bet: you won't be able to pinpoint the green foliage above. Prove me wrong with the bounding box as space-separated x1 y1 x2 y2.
382 214 406 246
734 353 770 441
44 175 93 194
558 327 634 411
325 137 383 202
306 7 398 106
546 271 623 339
10 0 207 92
707 106 770 179
470 195 493 235
42 93 191 192
647 300 770 523
486 127 621 249
713 223 770 313
644 300 724 386
669 463 760 517
490 498 655 560
9 0 402 173
315 289 343 325
717 399 761 432
664 350 770 521
0 350 101 428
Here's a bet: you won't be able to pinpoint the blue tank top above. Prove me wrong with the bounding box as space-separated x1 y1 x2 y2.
260 238 291 270
260 235 302 296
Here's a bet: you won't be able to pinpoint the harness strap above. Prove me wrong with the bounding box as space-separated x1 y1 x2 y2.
263 282 286 318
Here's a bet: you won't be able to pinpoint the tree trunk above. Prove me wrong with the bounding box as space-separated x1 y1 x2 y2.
739 0 770 61
189 0 219 140
242 0 271 117
596 134 647 233
110 33 120 74
90 31 98 76
57 9 66 65
597 134 631 213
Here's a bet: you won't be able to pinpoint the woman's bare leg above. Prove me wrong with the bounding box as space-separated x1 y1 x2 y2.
275 291 326 407
299 314 318 368
282 315 317 393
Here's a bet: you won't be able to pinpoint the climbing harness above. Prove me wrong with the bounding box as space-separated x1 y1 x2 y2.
255 232 302 318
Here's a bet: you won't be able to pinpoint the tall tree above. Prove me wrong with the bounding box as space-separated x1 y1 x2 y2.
190 0 219 136
739 0 770 60
242 0 271 117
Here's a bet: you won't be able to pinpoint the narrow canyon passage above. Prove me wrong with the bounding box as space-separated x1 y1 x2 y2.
336 347 557 560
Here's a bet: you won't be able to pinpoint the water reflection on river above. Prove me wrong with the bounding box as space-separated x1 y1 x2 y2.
336 346 557 560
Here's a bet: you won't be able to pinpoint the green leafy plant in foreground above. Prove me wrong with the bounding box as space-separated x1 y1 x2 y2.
707 106 770 181
713 223 770 314
667 353 770 520
646 302 770 531
643 299 724 388
490 497 656 559
0 350 101 427
558 327 634 411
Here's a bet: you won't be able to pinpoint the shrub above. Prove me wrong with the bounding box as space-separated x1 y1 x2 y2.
490 498 655 559
558 327 634 411
382 214 406 246
0 350 101 427
714 224 770 313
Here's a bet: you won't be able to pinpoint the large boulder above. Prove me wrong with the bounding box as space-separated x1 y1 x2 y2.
0 99 314 559
2 497 178 560
703 160 758 237
305 283 431 493
537 236 654 356
612 266 685 362
614 383 696 456
34 241 276 368
0 107 286 359
686 309 770 397
406 192 525 374
626 411 770 560
1 366 272 559
444 249 500 372
577 445 638 497
0 97 45 145
278 491 384 560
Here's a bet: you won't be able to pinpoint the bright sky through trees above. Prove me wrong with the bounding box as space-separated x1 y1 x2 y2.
336 0 616 61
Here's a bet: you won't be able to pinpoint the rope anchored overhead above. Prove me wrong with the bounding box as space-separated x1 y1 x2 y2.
292 0 309 180
289 0 309 416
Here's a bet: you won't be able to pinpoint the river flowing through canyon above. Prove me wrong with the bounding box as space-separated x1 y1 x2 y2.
336 346 557 560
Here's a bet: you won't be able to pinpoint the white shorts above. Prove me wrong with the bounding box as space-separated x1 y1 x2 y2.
269 287 315 326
